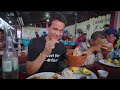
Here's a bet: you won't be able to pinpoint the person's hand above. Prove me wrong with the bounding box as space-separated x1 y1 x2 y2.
101 43 113 52
85 44 103 56
93 43 110 52
93 44 102 52
43 39 59 55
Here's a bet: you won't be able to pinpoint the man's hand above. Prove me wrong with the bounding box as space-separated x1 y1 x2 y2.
43 39 59 55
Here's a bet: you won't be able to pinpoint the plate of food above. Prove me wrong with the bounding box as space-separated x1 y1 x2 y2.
99 59 120 67
61 67 97 79
26 72 64 79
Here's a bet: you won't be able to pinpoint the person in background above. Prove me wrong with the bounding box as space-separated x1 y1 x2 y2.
43 31 47 36
0 29 6 51
103 24 110 31
35 31 40 38
74 31 110 65
104 28 119 46
104 28 119 59
88 31 110 60
68 34 75 42
26 12 67 75
62 30 69 41
83 33 87 42
76 29 85 47
75 28 82 40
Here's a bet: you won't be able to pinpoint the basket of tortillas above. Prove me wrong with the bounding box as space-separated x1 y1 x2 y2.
66 47 88 67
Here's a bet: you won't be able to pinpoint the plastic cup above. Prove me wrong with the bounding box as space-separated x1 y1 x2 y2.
97 70 109 79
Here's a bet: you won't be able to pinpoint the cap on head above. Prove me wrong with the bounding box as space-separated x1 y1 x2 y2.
104 28 119 38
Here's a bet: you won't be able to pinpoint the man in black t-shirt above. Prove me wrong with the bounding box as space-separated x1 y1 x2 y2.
26 12 67 75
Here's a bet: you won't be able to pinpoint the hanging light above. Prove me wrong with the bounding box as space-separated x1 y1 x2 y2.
8 20 12 24
46 19 49 22
45 13 50 18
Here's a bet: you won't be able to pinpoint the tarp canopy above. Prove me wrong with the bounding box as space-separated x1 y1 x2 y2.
0 17 15 38
0 17 14 30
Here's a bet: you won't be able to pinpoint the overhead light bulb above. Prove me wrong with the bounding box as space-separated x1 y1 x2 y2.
46 19 49 22
45 13 50 18
9 20 12 23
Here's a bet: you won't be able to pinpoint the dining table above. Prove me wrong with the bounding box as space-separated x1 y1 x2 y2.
84 61 120 79
0 50 120 79
66 49 120 79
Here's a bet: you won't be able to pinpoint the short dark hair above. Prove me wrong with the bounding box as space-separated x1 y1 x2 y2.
0 29 4 34
104 28 119 38
91 31 106 40
77 29 83 34
48 12 67 27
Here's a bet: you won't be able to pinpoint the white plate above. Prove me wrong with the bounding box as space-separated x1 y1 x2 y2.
26 72 64 79
62 68 97 79
98 60 120 67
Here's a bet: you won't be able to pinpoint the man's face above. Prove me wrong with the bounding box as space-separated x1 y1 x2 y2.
107 34 116 43
92 38 107 46
78 32 82 36
47 20 65 41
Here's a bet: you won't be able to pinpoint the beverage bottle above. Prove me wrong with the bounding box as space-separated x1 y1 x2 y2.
2 36 19 79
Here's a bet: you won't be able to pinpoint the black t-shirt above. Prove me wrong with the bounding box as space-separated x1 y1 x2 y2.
27 36 67 73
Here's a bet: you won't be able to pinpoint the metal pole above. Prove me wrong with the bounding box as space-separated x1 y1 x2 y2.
74 12 78 39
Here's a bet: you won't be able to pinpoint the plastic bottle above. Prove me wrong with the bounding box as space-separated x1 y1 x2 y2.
2 36 19 79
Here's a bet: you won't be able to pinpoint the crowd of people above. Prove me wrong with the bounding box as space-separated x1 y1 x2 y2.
25 12 120 77
25 12 120 76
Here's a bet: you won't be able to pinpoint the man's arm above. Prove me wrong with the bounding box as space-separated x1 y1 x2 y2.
26 51 48 75
26 39 59 75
